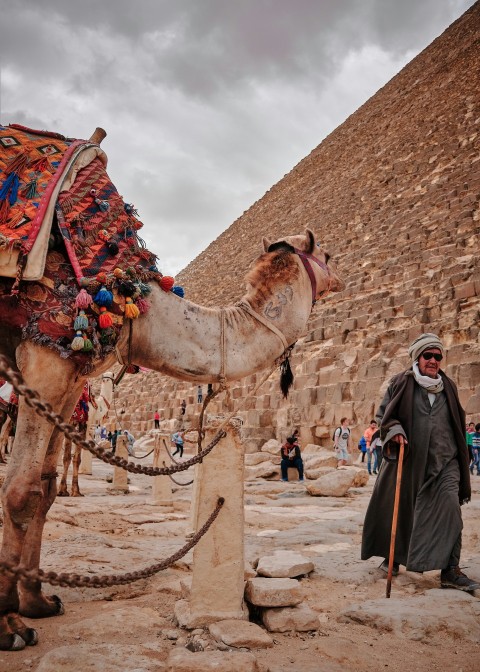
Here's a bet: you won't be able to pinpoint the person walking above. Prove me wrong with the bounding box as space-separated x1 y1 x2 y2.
171 430 185 458
361 333 479 591
333 418 351 466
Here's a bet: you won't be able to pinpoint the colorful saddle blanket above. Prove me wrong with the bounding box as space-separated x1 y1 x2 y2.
0 125 179 371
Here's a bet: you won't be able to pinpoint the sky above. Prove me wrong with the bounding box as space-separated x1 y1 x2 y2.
0 0 474 276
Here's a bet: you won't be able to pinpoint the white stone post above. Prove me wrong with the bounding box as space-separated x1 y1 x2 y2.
175 416 246 627
152 434 173 509
110 435 129 493
79 448 93 474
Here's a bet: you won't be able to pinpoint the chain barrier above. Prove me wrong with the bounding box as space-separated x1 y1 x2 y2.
133 448 154 460
0 355 225 477
0 498 224 588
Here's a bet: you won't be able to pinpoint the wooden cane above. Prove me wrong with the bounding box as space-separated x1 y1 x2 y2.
386 435 405 598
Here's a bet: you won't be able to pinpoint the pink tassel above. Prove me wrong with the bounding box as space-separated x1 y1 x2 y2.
75 288 93 309
135 297 150 314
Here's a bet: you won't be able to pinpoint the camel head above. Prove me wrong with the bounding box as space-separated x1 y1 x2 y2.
262 228 344 298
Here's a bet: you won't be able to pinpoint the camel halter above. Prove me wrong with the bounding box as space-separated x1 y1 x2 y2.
294 248 332 305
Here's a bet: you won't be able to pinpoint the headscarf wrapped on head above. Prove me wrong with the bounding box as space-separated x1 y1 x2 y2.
408 333 445 363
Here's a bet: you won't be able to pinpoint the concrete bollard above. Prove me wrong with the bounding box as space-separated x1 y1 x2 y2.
175 416 246 627
152 434 173 508
110 435 129 493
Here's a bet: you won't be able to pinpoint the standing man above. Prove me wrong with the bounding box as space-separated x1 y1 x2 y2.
333 417 351 467
361 333 479 591
154 410 160 429
363 420 378 474
197 386 203 404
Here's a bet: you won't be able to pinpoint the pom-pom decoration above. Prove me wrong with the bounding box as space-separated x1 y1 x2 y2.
98 306 113 328
74 310 89 330
159 276 175 292
135 297 150 314
124 297 140 319
96 272 107 284
113 268 124 278
71 331 85 351
107 241 119 256
172 285 185 298
94 285 113 307
82 335 94 352
75 288 93 309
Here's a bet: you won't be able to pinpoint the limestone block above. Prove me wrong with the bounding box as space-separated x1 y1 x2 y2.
305 466 336 480
262 604 320 632
167 648 258 672
260 438 282 455
301 442 324 455
245 578 303 607
256 550 314 578
36 644 162 672
245 462 280 481
208 619 273 648
303 451 338 469
342 465 370 486
305 469 356 497
245 452 274 466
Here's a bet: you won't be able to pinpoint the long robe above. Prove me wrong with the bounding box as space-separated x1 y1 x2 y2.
361 369 470 572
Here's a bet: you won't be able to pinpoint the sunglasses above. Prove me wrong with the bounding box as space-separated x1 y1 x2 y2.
421 352 443 362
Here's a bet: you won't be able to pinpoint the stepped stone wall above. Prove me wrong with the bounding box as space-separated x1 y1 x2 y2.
105 4 480 450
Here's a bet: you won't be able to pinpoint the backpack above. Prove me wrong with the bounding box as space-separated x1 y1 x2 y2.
332 426 350 441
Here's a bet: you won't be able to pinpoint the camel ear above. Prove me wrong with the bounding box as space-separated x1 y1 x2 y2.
262 236 272 252
305 228 316 254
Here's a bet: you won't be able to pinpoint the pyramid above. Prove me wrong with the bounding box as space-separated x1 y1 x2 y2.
111 3 480 447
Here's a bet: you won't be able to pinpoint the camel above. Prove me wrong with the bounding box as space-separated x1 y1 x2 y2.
57 371 114 497
0 227 343 650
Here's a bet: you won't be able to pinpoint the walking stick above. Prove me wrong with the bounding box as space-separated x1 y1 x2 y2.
386 435 405 598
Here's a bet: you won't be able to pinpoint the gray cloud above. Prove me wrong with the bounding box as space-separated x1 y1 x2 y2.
1 0 474 274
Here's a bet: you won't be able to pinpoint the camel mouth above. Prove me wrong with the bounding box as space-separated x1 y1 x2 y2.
329 273 345 293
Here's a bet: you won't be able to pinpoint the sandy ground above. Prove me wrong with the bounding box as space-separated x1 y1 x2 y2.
0 453 479 672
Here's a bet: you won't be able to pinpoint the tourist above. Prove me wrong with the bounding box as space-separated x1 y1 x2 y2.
123 429 135 456
369 429 383 474
280 434 304 482
466 421 475 472
471 423 480 476
363 420 378 474
171 430 185 458
358 435 367 463
180 399 186 415
361 333 479 591
197 386 203 403
154 409 160 429
333 418 351 466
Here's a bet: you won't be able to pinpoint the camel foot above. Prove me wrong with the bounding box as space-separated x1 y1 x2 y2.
19 593 64 619
7 614 38 646
57 489 70 497
71 491 84 497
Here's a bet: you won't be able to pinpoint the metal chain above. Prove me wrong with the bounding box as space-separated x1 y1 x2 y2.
0 355 225 476
0 498 224 588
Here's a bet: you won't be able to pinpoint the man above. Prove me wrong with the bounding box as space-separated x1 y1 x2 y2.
154 410 160 429
361 333 479 591
280 435 304 482
171 430 185 458
333 417 351 466
123 429 135 456
363 420 378 474
466 421 475 473
471 423 480 476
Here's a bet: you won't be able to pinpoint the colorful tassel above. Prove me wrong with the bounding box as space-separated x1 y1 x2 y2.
74 311 89 330
75 288 93 309
71 331 85 351
5 151 29 176
124 297 140 319
0 172 20 205
98 306 113 328
172 285 185 298
94 285 113 307
99 327 115 345
135 297 150 314
160 276 175 292
21 176 39 199
29 156 50 173
82 335 94 352
124 203 138 216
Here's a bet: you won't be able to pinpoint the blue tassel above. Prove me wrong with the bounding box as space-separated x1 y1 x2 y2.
94 285 113 307
97 199 110 212
0 173 20 205
74 311 89 330
172 286 185 298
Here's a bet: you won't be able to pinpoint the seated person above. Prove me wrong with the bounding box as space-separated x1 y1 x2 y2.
280 435 304 482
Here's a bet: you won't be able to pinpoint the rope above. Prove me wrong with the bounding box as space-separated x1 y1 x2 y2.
0 497 224 588
133 448 154 460
0 355 226 477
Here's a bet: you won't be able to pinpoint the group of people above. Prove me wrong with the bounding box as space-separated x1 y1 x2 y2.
466 421 480 475
105 428 135 456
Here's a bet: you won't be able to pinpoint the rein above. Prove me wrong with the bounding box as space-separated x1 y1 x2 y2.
294 247 332 305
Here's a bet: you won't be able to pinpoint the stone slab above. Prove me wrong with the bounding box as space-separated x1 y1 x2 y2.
305 469 356 497
256 550 314 578
209 619 273 648
245 577 303 607
166 648 258 672
262 604 320 632
36 644 163 672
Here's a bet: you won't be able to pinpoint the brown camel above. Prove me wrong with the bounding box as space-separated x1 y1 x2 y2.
0 228 343 650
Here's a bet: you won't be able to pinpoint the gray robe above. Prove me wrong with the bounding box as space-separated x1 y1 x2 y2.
361 371 468 572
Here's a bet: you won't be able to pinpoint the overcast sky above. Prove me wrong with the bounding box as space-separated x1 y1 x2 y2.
1 0 474 275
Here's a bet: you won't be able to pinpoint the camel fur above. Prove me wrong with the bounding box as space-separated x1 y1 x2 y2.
0 228 343 650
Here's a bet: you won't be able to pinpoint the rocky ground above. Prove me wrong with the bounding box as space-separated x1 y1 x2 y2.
0 449 479 672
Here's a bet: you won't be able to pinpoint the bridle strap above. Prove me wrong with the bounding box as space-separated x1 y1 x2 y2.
237 300 289 352
114 319 134 385
294 248 331 305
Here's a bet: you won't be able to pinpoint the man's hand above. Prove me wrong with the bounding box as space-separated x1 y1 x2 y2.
391 434 408 444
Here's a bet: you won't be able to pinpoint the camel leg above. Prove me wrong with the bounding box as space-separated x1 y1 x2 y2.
0 343 82 650
57 437 73 497
0 413 8 463
70 426 86 497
